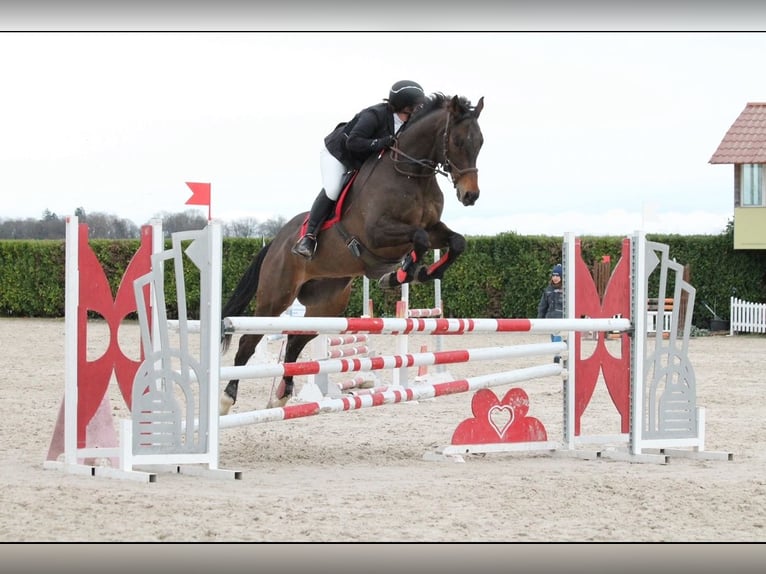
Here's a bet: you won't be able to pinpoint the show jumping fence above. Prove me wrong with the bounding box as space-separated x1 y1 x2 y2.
45 218 732 482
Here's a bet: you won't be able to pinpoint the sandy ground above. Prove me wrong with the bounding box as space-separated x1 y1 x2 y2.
1 317 764 542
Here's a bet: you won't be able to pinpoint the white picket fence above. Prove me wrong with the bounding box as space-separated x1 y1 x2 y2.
647 298 673 337
730 296 766 335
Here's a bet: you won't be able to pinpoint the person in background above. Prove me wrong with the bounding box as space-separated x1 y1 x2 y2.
537 263 564 363
291 80 427 260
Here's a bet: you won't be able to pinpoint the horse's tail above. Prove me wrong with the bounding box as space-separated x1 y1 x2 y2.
220 242 272 354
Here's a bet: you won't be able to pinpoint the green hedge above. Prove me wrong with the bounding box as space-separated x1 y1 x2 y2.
2 228 764 328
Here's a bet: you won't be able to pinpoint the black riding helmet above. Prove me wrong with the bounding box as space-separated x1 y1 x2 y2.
387 80 425 112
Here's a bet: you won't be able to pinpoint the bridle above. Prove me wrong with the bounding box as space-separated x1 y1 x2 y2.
390 108 479 188
440 112 479 185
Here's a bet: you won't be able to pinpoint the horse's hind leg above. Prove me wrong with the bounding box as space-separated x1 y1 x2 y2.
220 333 264 414
266 333 317 408
267 277 354 407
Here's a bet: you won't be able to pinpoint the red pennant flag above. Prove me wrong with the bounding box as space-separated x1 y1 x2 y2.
185 182 211 206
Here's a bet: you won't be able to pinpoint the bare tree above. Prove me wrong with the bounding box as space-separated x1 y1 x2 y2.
0 217 41 239
257 216 287 239
0 209 290 240
155 210 209 236
224 217 261 238
37 212 65 238
81 211 140 239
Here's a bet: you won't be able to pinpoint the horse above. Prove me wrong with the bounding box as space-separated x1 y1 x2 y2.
219 92 484 414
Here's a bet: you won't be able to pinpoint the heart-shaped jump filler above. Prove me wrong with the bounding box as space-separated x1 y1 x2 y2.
488 404 514 437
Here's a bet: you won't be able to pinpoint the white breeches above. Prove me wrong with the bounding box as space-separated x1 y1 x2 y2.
320 146 347 201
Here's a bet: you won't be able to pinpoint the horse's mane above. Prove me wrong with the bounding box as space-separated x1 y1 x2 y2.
406 93 474 127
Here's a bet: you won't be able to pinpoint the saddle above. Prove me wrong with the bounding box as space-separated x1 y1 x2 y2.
323 171 358 231
297 171 358 236
297 168 401 278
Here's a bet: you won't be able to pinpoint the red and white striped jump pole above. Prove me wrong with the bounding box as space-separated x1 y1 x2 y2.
305 334 375 399
218 341 568 382
406 307 443 318
219 363 562 429
326 334 369 347
335 375 372 392
223 316 631 336
324 344 370 359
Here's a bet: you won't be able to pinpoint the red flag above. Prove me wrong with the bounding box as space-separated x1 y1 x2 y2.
185 182 211 206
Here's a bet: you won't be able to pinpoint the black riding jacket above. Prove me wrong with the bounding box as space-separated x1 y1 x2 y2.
324 102 397 169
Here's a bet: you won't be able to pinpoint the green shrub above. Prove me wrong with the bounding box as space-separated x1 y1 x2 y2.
2 228 764 328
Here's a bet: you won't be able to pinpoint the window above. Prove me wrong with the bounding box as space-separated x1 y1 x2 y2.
741 164 764 206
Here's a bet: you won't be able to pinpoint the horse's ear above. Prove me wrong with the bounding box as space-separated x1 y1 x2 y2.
449 95 462 116
473 96 484 118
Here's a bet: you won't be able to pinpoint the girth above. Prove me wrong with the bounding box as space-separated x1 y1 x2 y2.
334 222 402 280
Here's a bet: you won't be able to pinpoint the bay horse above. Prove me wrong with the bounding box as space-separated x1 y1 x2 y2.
220 92 484 413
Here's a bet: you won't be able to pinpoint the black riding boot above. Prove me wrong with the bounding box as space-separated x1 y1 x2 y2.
291 189 337 260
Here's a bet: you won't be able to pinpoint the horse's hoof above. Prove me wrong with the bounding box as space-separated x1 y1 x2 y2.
266 395 290 409
219 393 234 415
378 272 399 290
416 266 430 283
266 379 293 408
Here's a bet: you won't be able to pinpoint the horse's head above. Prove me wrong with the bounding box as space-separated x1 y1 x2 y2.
394 93 484 206
443 95 484 206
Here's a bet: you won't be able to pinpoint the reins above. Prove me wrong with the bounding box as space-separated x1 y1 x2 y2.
390 145 445 178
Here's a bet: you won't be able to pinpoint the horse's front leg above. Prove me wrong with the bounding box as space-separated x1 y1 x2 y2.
378 227 431 288
413 222 466 283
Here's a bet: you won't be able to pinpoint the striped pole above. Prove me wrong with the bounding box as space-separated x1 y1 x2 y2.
223 316 631 336
325 345 370 359
407 307 443 318
219 342 567 381
219 363 562 429
309 332 374 396
335 375 372 391
326 334 369 346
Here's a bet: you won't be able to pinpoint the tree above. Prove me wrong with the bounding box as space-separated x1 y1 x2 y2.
258 216 287 239
0 217 39 239
82 212 140 239
37 213 65 238
0 209 289 240
157 210 209 236
224 217 261 238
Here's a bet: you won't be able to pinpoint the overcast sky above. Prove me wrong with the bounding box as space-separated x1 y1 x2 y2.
3 8 765 236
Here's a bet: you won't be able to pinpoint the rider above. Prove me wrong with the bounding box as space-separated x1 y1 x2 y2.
291 80 427 260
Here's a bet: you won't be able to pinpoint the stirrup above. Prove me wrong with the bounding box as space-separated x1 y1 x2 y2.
291 234 317 260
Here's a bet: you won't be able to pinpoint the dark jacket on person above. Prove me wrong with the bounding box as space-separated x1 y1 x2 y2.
537 282 564 319
324 102 398 169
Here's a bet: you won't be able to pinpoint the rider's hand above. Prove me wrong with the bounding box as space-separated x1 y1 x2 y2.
372 135 395 151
